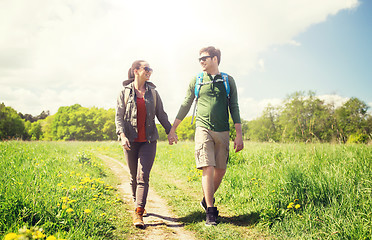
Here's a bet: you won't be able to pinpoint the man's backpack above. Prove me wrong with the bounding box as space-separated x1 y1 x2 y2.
191 72 230 124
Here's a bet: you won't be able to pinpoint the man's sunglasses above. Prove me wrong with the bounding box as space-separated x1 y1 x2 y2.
198 56 212 62
141 66 153 72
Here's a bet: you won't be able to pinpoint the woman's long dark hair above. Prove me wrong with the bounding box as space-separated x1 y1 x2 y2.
128 60 145 80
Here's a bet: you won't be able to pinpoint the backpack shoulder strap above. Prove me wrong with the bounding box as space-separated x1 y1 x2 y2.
123 87 130 107
194 73 204 99
220 72 230 98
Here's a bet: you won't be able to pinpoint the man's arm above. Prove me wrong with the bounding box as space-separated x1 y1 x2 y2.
234 123 244 152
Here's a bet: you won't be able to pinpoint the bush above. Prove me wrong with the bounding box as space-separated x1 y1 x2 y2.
347 133 368 144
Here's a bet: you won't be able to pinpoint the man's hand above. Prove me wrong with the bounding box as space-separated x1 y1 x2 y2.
234 135 244 152
168 130 178 145
168 119 182 145
233 123 244 152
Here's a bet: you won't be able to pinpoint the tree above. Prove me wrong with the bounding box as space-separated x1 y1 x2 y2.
156 124 168 141
25 121 42 140
0 103 25 139
277 91 334 142
51 104 116 141
335 97 369 143
102 108 116 140
176 116 196 141
247 104 280 142
40 115 54 140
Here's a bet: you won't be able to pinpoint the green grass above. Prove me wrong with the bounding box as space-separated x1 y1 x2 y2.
150 142 372 239
1 141 371 239
0 141 133 240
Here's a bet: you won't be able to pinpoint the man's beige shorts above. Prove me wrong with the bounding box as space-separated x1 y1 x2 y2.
194 127 230 169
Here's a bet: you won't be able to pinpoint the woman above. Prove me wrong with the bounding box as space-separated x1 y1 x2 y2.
115 60 173 228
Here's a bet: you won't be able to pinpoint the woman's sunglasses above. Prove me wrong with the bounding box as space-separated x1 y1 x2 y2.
142 66 153 72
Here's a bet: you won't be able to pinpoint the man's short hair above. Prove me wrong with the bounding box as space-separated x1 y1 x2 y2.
199 46 221 65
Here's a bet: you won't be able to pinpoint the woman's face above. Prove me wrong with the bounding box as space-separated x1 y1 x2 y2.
136 62 152 81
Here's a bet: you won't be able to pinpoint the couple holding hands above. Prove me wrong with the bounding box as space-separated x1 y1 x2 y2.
115 46 244 228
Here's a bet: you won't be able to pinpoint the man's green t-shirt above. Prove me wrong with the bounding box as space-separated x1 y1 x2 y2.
176 72 241 132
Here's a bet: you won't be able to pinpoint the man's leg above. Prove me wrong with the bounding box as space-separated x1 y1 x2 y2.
202 167 226 207
202 166 219 226
213 168 226 193
202 166 215 207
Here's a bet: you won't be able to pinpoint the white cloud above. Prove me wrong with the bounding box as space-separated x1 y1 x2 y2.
239 97 282 120
288 40 302 46
318 94 349 108
258 59 265 72
0 0 360 119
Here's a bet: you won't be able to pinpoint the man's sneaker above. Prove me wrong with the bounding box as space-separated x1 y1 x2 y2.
133 207 145 228
205 207 218 226
200 197 215 211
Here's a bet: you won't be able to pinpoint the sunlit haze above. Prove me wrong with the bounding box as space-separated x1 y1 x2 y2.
1 0 371 120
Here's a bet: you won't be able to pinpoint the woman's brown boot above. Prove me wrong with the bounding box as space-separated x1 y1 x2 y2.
133 207 145 228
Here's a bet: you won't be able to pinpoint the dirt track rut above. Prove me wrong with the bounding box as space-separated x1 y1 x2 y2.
97 154 196 240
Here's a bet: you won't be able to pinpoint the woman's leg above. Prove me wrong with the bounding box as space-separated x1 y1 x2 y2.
124 142 140 202
135 141 157 208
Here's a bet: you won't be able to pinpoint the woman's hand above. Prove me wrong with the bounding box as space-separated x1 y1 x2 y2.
168 131 178 145
120 133 131 150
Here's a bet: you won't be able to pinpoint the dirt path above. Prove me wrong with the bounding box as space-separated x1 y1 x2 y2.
97 154 196 240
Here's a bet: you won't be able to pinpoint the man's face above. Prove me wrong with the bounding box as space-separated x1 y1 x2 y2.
199 52 216 72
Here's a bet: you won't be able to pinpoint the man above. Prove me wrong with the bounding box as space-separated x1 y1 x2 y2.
168 46 244 226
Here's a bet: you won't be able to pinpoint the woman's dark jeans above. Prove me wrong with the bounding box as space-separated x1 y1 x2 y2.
124 141 157 208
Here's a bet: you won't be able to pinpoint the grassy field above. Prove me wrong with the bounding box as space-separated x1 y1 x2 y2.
0 141 134 240
1 141 371 239
149 142 372 240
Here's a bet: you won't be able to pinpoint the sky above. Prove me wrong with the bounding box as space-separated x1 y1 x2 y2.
1 0 371 121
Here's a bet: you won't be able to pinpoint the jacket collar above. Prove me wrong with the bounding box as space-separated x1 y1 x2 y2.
122 80 156 90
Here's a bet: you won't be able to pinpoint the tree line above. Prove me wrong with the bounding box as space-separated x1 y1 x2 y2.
1 91 371 143
245 91 371 143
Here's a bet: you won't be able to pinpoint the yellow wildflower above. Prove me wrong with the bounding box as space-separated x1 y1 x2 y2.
66 208 74 213
84 209 92 214
46 236 57 240
33 230 45 239
4 233 18 240
295 204 301 209
61 197 69 201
